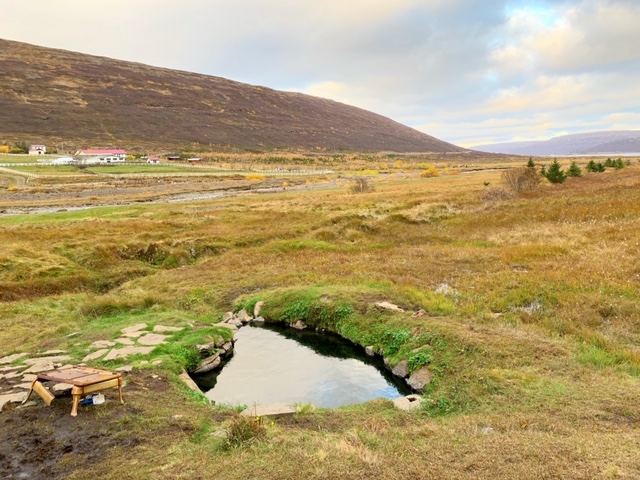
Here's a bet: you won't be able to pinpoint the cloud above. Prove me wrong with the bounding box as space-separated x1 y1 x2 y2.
1 0 638 146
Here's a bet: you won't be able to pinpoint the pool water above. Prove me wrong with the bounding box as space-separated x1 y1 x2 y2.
193 322 409 408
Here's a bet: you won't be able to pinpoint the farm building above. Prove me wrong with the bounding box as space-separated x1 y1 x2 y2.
74 149 127 165
146 157 161 164
29 144 46 155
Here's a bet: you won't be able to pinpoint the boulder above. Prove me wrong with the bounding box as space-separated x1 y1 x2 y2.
195 343 216 355
392 394 422 411
222 311 234 323
365 346 375 356
214 336 226 348
292 320 308 330
406 366 433 393
227 318 243 328
254 301 264 317
214 322 238 332
236 309 252 324
192 353 221 374
375 301 405 313
221 342 234 354
391 360 410 378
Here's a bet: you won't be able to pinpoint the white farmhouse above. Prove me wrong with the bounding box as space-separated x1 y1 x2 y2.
74 149 127 165
29 144 46 155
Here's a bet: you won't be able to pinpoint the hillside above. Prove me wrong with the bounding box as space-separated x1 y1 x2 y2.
0 39 464 153
472 130 640 156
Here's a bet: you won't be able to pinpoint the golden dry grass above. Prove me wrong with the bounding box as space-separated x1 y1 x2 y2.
1 162 639 478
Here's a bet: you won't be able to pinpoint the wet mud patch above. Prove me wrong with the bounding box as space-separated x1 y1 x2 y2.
0 372 173 480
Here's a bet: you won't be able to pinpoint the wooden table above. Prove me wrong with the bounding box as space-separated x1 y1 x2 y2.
24 366 124 416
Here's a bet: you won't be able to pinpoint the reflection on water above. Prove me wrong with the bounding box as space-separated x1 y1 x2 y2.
194 323 409 408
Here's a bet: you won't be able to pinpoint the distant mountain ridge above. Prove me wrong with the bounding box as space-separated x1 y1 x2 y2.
472 130 640 156
0 39 464 153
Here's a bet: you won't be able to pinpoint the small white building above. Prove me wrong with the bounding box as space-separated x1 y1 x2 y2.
29 145 46 155
74 149 127 165
146 156 161 164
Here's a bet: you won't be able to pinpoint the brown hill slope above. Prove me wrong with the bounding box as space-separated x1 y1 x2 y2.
0 39 463 153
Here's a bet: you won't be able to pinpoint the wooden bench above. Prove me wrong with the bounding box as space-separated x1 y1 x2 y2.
23 366 124 416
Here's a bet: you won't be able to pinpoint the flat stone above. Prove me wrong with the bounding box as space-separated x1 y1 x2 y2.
214 336 226 348
254 316 265 323
23 360 55 374
123 331 146 338
192 353 221 374
14 382 34 390
4 371 25 379
227 318 243 328
375 301 405 313
222 312 234 323
406 367 434 394
221 342 233 353
153 325 183 333
292 320 308 330
215 322 238 332
24 355 70 365
393 394 422 411
121 323 148 334
240 403 296 418
179 369 203 395
254 301 264 317
51 383 73 394
83 349 109 362
103 346 154 361
0 392 28 412
0 353 28 365
115 337 135 346
0 365 26 373
41 349 67 356
22 374 37 382
137 333 169 346
89 340 116 349
365 346 375 356
115 365 133 373
391 360 410 378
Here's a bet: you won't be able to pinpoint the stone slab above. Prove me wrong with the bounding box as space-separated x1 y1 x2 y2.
137 333 169 346
178 369 203 395
51 383 73 394
23 360 55 374
103 346 154 361
14 382 34 390
24 355 70 365
0 365 26 373
40 349 67 356
4 371 25 379
393 394 422 411
115 365 133 373
241 403 297 418
123 331 146 338
0 353 28 365
153 325 183 333
0 392 28 412
89 340 116 349
121 323 148 334
115 337 135 346
375 301 405 313
83 349 109 362
214 322 238 332
22 374 37 382
406 366 433 393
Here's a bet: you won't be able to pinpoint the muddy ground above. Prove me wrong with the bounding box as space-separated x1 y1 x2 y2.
0 372 174 480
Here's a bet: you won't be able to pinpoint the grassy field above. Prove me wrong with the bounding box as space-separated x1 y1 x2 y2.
1 161 640 479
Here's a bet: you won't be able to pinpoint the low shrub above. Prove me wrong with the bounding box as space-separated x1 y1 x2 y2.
481 186 513 201
224 414 266 449
349 177 374 193
501 167 540 193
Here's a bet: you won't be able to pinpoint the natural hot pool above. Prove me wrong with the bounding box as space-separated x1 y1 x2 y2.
193 322 410 408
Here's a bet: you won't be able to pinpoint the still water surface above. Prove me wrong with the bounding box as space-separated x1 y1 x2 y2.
195 323 408 408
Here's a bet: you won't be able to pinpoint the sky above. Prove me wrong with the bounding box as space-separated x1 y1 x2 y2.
2 0 639 147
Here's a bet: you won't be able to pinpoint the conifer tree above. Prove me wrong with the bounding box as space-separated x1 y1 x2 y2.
567 160 582 177
543 159 567 183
